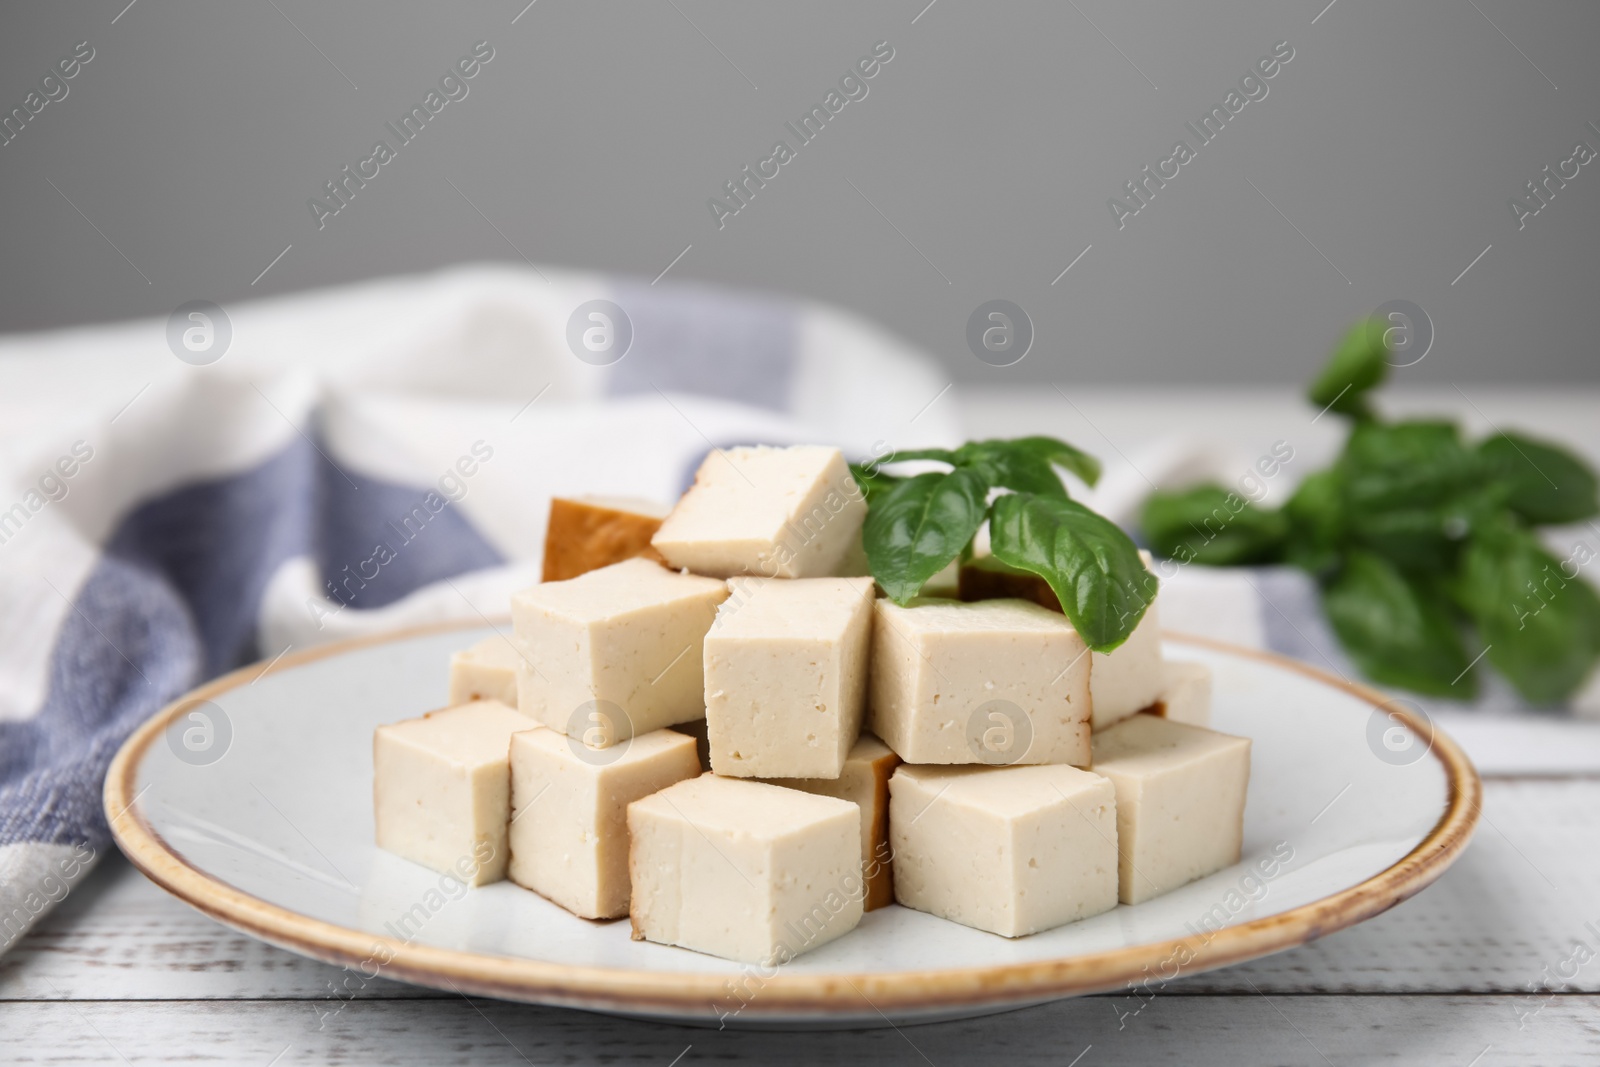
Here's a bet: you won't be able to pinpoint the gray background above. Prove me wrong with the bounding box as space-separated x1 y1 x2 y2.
1 0 1596 384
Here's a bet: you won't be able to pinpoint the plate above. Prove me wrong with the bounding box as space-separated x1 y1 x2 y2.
105 622 1479 1028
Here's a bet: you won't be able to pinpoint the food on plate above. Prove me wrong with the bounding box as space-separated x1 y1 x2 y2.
512 558 728 742
627 775 863 964
704 575 875 779
869 597 1091 765
958 552 1165 730
372 700 528 885
887 763 1119 937
759 734 900 911
1157 660 1212 727
541 495 669 583
370 439 1256 966
508 726 701 920
447 635 524 708
650 444 867 579
1090 714 1250 905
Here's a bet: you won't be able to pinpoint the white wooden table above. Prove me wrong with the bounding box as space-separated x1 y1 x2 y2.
6 387 1600 1064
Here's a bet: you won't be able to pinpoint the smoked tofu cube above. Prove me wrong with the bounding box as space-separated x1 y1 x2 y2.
650 445 867 579
869 598 1091 766
1090 715 1251 905
448 634 525 708
508 727 701 920
372 701 528 885
627 776 863 964
512 559 729 744
888 763 1119 937
759 734 900 911
1089 598 1166 732
1157 660 1212 727
704 576 875 779
542 495 670 583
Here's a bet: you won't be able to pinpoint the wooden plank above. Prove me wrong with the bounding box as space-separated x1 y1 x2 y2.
5 781 1598 1002
0 995 1595 1065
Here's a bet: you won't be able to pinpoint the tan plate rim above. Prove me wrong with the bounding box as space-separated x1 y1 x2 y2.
105 620 1481 1020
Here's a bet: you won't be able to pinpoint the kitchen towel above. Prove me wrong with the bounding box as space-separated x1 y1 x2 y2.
0 262 957 953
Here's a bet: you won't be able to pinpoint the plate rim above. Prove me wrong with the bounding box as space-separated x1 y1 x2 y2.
105 619 1481 1019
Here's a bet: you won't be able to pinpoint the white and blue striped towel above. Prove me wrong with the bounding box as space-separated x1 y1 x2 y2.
0 263 958 951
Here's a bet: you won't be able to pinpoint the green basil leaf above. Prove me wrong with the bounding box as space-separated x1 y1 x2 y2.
951 440 1068 499
1005 436 1102 488
1459 520 1600 705
1321 551 1476 698
1139 485 1290 565
1337 420 1490 571
1479 432 1600 526
863 468 990 604
989 492 1156 652
1308 317 1389 418
1283 468 1346 575
882 448 961 465
849 463 904 506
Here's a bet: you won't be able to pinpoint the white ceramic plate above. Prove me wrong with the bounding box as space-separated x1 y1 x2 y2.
106 623 1478 1028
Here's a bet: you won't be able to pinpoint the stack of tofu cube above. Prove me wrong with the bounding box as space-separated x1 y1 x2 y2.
374 444 1251 965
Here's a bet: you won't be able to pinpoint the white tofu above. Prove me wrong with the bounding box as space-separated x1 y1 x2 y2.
1090 594 1166 732
1158 660 1212 727
372 701 528 885
448 635 525 709
759 734 900 911
1090 714 1251 905
705 576 875 779
627 775 863 964
651 445 867 579
888 763 1119 937
508 727 701 920
869 598 1091 766
512 559 729 744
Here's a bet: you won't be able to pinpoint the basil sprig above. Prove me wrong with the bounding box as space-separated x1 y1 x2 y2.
1139 319 1600 704
858 437 1154 652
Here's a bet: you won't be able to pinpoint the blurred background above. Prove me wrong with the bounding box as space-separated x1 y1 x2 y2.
2 0 1598 384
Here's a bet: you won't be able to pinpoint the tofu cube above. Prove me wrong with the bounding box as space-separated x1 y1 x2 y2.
705 576 875 779
513 559 729 744
372 701 529 885
542 495 670 583
1089 597 1166 732
1090 715 1251 905
508 727 701 919
888 763 1119 936
869 598 1091 766
957 553 1165 732
448 634 525 708
651 445 866 579
628 776 863 964
1157 660 1212 727
759 734 900 911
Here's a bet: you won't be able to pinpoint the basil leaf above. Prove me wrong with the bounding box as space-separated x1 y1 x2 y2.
1308 317 1389 418
1140 485 1290 565
1459 520 1600 705
1338 421 1489 571
863 468 990 604
989 492 1156 652
882 448 961 465
1479 432 1600 526
849 463 903 506
1283 469 1345 575
1006 435 1102 488
951 440 1068 499
1321 551 1476 698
